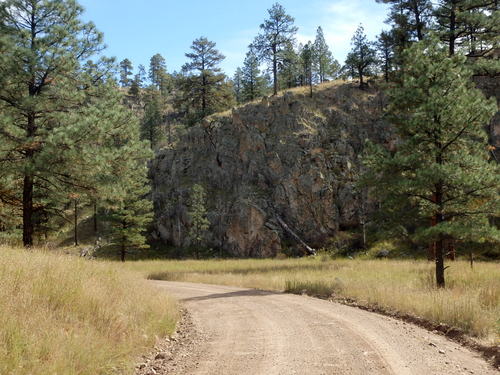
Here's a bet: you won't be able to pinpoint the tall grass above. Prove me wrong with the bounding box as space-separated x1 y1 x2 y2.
0 246 178 375
127 257 499 344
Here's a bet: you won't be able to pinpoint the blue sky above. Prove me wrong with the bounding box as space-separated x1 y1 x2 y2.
79 0 390 77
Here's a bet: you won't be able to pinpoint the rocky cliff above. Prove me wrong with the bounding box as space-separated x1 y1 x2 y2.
149 82 399 257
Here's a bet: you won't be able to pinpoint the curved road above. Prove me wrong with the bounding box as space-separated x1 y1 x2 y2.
152 281 496 375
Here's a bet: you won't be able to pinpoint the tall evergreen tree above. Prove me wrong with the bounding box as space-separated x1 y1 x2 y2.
180 37 233 120
253 3 298 95
241 47 268 102
129 74 141 98
137 64 147 86
345 25 377 88
363 38 499 288
377 0 433 42
376 31 395 82
233 67 244 104
434 0 499 61
188 184 210 258
301 42 314 97
119 58 133 87
107 157 153 262
0 0 147 246
141 89 163 149
278 41 301 89
149 53 168 90
313 26 335 83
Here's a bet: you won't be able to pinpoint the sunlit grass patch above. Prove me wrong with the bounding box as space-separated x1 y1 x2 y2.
0 246 178 375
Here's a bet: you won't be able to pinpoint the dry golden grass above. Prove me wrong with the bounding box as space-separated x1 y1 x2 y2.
126 257 499 344
206 79 350 121
0 246 178 375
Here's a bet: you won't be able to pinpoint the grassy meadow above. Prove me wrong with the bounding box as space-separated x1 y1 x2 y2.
125 256 500 345
1 246 498 375
0 246 178 375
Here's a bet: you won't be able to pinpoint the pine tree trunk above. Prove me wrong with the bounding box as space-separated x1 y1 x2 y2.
93 202 98 234
74 200 78 246
150 125 154 150
202 72 207 116
121 221 126 262
22 175 34 247
272 45 278 95
121 244 126 262
384 53 389 82
435 185 445 288
309 70 313 98
435 235 445 288
167 122 172 145
414 5 424 41
449 5 456 56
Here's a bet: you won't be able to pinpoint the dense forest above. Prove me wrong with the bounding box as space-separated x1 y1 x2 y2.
0 0 498 287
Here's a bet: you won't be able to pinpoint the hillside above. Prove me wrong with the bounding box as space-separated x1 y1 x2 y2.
149 81 396 257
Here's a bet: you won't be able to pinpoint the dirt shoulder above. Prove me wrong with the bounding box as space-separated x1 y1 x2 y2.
135 309 206 375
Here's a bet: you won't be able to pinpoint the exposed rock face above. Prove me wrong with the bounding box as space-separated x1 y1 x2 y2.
150 82 396 257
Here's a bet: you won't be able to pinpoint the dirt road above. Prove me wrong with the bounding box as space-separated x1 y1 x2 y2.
151 281 496 375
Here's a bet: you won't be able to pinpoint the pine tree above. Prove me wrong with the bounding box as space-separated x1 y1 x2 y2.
188 184 210 258
233 67 244 104
141 89 163 149
0 0 147 246
345 25 377 88
278 41 301 89
253 3 298 95
241 47 268 102
119 58 133 87
180 37 233 120
137 64 147 86
129 74 141 98
149 53 168 90
313 26 335 83
363 37 499 288
377 0 433 42
107 154 153 262
434 0 499 66
376 31 395 82
301 42 314 97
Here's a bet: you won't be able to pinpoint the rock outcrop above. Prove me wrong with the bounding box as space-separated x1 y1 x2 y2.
150 82 396 257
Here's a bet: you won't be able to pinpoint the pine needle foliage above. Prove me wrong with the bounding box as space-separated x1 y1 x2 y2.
0 0 152 247
363 37 499 287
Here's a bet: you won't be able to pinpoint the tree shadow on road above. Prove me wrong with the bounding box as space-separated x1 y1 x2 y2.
180 289 280 302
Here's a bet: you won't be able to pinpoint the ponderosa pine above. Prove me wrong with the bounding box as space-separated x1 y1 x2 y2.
363 37 499 287
119 58 134 87
345 25 377 88
233 68 244 104
0 0 152 246
241 47 268 102
253 3 298 95
313 26 337 83
180 37 233 120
